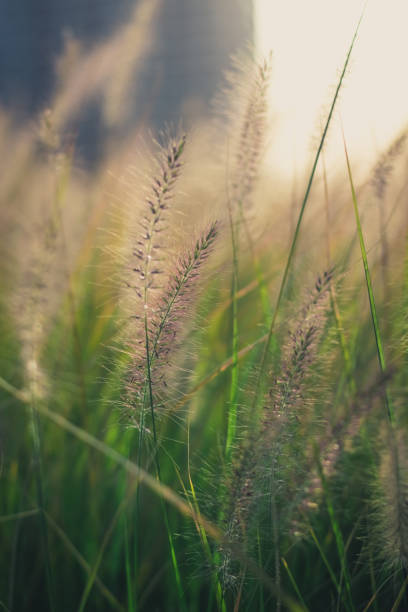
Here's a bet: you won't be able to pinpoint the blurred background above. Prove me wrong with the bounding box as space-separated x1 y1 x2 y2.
1 0 408 175
0 0 253 165
256 0 408 178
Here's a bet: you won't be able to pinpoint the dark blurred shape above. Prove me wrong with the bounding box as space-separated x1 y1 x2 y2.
0 1 132 111
143 0 254 124
0 0 253 164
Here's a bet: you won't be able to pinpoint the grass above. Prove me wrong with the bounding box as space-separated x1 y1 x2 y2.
2 5 408 611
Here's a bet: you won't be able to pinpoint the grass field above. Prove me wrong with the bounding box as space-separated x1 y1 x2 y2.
1 9 408 612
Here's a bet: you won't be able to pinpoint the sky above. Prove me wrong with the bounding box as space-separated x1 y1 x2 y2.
255 0 408 176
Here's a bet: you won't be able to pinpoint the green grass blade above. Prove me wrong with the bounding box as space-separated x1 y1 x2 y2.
0 509 39 523
342 129 394 424
253 6 366 405
362 572 396 611
238 206 272 327
29 401 56 612
225 199 240 459
316 454 355 612
77 496 129 612
390 573 408 612
367 538 379 612
44 512 124 611
308 524 341 597
159 494 187 612
321 147 357 396
282 558 309 612
123 514 136 612
185 424 225 611
257 529 265 612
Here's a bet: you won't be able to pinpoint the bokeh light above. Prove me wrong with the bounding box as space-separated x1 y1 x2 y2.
255 0 408 175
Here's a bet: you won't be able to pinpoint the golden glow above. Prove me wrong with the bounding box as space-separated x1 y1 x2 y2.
255 0 408 174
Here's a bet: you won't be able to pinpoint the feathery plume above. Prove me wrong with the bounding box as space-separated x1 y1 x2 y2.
217 271 333 591
127 221 218 419
374 433 408 569
122 136 218 433
371 130 407 201
129 134 186 300
264 269 333 434
123 134 187 424
231 53 272 211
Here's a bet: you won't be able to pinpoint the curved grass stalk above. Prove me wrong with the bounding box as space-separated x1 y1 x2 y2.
225 198 240 461
282 558 309 612
252 6 366 411
0 509 39 523
321 143 356 396
238 204 272 326
390 574 408 612
44 511 124 611
77 493 130 612
342 129 394 425
123 512 135 612
361 572 399 612
308 522 341 597
29 385 56 612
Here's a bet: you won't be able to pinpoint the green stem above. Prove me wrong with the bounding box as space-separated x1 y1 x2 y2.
30 400 56 612
282 558 309 612
316 453 355 612
225 201 240 460
238 203 271 327
252 8 365 410
342 129 394 425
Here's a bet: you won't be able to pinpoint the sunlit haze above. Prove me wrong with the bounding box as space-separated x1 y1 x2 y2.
255 0 408 176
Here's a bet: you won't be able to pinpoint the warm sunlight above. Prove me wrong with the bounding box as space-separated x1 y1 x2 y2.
3 4 408 609
255 0 408 175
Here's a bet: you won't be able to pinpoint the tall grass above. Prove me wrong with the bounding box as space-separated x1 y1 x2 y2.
2 5 408 612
